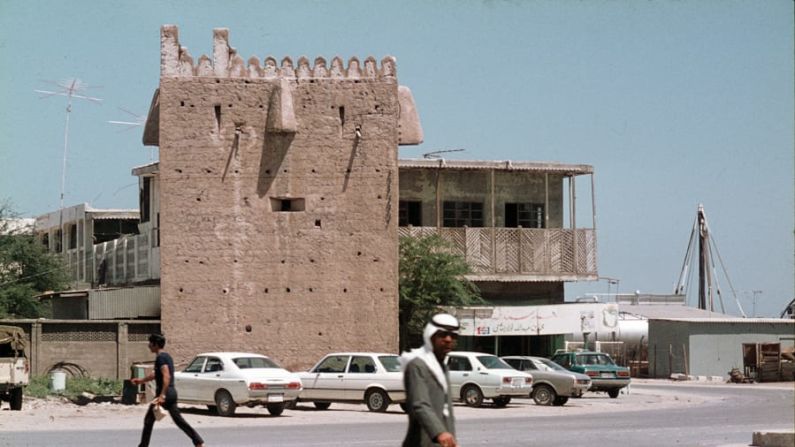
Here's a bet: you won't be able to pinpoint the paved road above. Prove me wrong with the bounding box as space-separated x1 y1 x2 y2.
2 382 792 446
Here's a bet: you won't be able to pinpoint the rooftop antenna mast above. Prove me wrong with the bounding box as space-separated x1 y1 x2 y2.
108 107 152 160
674 204 747 317
35 78 102 260
422 148 465 159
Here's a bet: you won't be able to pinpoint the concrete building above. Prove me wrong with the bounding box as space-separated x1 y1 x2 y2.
34 203 143 287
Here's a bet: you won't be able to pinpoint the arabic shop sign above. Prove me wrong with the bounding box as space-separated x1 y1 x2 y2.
453 303 619 336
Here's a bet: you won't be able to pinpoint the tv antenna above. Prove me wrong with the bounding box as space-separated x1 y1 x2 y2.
108 107 155 161
422 148 465 159
35 78 102 257
108 107 145 130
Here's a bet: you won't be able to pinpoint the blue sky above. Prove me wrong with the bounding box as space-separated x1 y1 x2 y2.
0 0 792 316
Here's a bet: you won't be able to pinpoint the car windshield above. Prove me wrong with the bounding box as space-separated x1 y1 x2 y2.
477 355 513 369
534 358 570 372
378 356 401 372
576 354 615 366
233 357 280 369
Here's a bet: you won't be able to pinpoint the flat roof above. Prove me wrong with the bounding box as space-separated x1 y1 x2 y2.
399 159 593 175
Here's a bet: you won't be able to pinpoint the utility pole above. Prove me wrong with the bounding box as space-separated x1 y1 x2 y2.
36 79 102 282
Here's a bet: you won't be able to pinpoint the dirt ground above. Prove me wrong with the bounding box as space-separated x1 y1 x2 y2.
0 380 788 433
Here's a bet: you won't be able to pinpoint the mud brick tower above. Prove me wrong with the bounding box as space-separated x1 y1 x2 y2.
144 25 423 368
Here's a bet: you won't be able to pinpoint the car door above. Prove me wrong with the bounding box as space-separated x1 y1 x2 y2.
178 356 207 401
194 356 226 402
344 355 378 400
304 355 350 400
446 355 473 398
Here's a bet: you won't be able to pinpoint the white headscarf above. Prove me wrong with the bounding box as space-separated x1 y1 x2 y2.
399 313 460 393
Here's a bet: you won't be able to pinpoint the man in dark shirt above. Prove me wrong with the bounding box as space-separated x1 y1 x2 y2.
132 333 205 447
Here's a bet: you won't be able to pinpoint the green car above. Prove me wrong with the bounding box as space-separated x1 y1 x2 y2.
549 351 630 398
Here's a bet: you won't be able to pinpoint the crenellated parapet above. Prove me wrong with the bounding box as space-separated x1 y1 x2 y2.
160 25 397 80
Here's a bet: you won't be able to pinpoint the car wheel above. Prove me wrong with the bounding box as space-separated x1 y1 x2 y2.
214 389 237 416
9 387 22 411
492 396 511 408
267 402 285 416
461 385 484 407
607 389 620 398
532 384 556 406
313 402 332 410
365 388 390 412
553 396 569 406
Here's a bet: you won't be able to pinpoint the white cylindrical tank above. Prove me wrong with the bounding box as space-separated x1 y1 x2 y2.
50 371 66 392
566 318 648 347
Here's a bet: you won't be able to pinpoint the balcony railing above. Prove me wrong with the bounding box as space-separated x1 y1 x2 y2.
398 226 597 280
94 231 159 285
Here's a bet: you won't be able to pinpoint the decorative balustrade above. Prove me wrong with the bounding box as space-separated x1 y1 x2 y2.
398 227 597 279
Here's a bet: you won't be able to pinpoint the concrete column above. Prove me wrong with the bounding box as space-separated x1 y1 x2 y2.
31 322 42 376
117 322 128 380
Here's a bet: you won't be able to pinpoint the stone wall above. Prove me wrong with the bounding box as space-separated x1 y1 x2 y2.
0 320 159 379
155 26 401 370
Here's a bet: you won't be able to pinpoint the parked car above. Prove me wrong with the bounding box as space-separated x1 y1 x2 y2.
296 352 405 412
549 350 630 398
174 352 302 416
501 355 591 406
445 351 533 407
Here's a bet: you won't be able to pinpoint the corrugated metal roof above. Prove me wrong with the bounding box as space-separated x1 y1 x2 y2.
90 212 139 220
654 318 794 324
621 305 795 324
399 158 593 175
88 286 160 320
619 304 725 320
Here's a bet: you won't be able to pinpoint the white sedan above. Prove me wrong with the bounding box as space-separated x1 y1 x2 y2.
446 351 533 407
175 352 302 416
296 352 405 412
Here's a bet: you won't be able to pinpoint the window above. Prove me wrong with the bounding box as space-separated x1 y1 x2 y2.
204 357 223 372
378 356 401 373
54 230 62 253
68 224 77 249
271 197 306 212
553 355 571 368
447 356 472 372
233 357 280 369
140 177 151 223
314 355 350 373
398 201 422 226
183 356 206 373
477 355 512 369
442 201 483 227
505 203 544 228
348 356 377 374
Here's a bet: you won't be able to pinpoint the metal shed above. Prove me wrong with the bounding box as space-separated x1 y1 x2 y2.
647 318 795 379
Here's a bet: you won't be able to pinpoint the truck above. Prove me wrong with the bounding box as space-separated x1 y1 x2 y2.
0 326 29 410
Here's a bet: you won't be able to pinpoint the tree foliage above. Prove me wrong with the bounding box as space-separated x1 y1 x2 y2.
399 234 482 351
0 202 69 318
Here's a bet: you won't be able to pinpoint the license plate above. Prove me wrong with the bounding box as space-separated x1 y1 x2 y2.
511 378 524 387
268 394 284 402
600 373 614 378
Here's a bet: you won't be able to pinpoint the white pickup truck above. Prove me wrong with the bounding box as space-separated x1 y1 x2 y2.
0 326 29 410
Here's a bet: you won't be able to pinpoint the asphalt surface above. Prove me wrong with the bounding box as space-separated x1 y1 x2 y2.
1 381 793 446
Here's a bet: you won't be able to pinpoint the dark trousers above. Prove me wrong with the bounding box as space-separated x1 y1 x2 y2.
138 387 204 447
